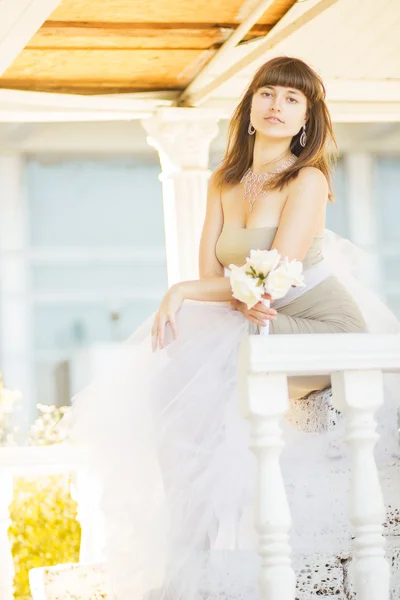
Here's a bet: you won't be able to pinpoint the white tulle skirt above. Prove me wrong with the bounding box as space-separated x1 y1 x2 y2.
65 232 400 600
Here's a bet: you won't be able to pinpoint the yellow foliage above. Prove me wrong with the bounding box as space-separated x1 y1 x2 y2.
8 475 81 598
2 389 81 599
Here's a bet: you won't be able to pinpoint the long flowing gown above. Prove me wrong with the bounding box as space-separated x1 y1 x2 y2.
65 227 400 600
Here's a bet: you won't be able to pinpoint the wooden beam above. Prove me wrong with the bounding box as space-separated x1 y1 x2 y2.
0 79 182 95
178 0 282 105
0 0 62 76
0 109 154 122
325 80 400 103
40 20 268 31
329 101 400 123
180 0 340 106
0 88 176 110
0 87 177 121
212 79 400 103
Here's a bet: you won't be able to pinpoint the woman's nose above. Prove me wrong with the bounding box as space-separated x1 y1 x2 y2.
271 97 282 111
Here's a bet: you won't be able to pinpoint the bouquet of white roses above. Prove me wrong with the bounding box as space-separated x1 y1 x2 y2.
229 249 305 336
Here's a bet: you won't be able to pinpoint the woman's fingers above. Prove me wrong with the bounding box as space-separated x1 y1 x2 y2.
151 314 165 350
151 318 159 351
168 314 178 340
254 302 277 316
157 318 167 349
249 315 269 327
249 307 277 320
152 314 178 350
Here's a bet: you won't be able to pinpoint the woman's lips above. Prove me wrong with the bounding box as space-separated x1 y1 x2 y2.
265 117 283 123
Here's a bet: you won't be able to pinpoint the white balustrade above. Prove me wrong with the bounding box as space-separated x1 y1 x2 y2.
0 334 399 600
239 333 400 600
245 372 296 600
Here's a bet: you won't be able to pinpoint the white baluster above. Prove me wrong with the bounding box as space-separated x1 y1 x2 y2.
0 470 14 600
332 370 390 600
71 467 106 563
244 372 296 600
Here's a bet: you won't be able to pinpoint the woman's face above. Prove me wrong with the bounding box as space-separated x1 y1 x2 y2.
250 85 308 140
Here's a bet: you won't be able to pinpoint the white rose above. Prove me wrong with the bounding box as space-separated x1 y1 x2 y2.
265 266 294 300
229 264 264 309
245 249 281 278
278 257 305 287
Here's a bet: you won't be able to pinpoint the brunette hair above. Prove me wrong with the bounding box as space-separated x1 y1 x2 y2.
214 56 338 201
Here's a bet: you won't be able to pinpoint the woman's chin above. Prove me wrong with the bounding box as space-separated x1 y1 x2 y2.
255 128 292 141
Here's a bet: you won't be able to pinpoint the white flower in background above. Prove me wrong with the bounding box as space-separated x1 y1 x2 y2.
229 263 264 309
245 248 281 278
278 257 305 287
0 387 22 414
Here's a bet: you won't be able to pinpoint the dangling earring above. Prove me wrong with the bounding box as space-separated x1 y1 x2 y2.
248 123 255 135
300 124 307 147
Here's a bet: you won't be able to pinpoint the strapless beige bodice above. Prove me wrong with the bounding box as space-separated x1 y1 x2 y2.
215 224 324 269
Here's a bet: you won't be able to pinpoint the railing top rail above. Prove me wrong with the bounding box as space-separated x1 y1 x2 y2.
0 443 83 473
242 333 400 375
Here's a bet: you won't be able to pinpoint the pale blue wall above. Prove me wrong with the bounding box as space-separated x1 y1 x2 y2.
374 156 400 316
326 158 347 237
27 157 168 405
28 159 166 247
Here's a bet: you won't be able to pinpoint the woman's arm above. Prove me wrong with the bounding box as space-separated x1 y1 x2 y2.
152 176 231 349
177 174 234 302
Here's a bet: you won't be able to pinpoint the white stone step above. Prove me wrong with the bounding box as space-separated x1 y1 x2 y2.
29 562 113 600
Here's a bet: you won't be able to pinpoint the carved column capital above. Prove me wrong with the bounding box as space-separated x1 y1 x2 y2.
142 108 220 174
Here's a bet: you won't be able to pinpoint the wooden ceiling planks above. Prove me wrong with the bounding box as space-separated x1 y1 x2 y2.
0 49 204 93
0 0 297 96
27 22 272 51
47 0 291 25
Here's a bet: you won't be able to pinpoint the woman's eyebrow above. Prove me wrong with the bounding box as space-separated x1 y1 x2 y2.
262 85 301 95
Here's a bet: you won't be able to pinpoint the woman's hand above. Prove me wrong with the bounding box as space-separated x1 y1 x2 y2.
152 284 184 350
231 295 277 328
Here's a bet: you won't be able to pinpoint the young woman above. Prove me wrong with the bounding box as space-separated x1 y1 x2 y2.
151 56 366 400
68 57 399 599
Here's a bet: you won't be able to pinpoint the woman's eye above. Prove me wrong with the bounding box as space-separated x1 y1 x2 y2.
260 92 297 103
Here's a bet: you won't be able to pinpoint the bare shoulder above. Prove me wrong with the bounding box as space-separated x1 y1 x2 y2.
206 171 223 205
208 170 223 191
296 166 328 186
288 166 329 202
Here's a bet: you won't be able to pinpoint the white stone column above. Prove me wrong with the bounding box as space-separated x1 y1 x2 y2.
0 154 34 432
142 108 220 285
344 153 381 291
